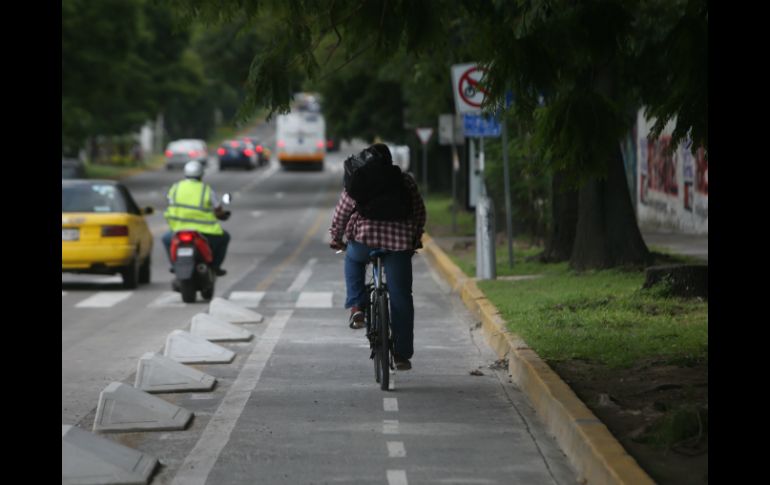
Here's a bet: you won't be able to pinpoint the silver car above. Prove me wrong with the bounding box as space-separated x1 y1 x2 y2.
164 139 209 170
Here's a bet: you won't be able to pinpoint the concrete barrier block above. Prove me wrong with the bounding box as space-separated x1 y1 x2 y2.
134 352 216 393
93 382 193 433
209 297 264 323
163 330 235 364
62 424 158 485
190 313 253 341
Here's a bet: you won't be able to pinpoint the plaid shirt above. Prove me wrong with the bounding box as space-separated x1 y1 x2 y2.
330 173 426 251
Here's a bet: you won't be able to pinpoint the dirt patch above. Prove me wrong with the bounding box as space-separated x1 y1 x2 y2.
549 358 708 485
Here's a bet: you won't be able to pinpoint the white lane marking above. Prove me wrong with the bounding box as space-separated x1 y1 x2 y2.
233 164 279 193
387 469 408 485
228 291 266 308
147 292 186 308
384 398 399 412
250 210 263 218
75 291 132 308
286 258 317 292
275 192 285 199
387 441 406 458
383 420 400 435
171 310 292 485
295 291 333 308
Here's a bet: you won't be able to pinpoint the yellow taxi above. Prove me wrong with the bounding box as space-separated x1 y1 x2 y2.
62 180 154 288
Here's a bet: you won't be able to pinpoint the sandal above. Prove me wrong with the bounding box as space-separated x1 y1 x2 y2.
349 311 365 329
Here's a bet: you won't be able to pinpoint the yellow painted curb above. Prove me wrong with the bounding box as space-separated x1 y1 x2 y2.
421 234 655 485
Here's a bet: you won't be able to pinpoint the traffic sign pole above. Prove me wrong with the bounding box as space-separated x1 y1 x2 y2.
501 117 514 268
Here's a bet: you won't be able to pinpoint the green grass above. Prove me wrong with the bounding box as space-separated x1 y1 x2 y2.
84 154 166 180
423 195 708 370
423 193 475 236
479 268 708 368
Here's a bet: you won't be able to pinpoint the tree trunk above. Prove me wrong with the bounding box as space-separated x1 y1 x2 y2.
570 146 651 270
540 171 578 263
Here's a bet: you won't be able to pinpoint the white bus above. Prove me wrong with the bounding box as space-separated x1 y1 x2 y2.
275 111 326 171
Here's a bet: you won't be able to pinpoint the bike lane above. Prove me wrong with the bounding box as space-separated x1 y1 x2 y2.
162 246 578 484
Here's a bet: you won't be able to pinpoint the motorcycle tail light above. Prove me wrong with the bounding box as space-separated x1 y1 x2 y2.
178 231 195 243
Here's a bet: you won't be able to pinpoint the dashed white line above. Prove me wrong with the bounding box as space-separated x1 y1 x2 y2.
387 469 408 485
75 291 132 308
286 258 317 292
295 291 333 308
384 398 399 412
387 441 406 458
147 292 186 308
383 420 400 435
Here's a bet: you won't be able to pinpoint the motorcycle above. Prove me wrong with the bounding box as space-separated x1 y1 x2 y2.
170 193 232 303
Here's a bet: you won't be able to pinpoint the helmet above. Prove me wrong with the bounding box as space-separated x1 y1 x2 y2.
184 161 204 178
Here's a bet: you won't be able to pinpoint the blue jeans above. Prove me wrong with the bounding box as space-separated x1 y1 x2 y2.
162 230 230 270
345 241 414 359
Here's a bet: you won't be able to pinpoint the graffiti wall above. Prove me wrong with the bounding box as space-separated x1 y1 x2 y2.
636 109 708 234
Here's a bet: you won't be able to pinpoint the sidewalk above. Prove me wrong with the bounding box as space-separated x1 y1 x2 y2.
641 229 708 262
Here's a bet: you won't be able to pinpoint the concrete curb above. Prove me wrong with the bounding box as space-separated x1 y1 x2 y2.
421 234 655 485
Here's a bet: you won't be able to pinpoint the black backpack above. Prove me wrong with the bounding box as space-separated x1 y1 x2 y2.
343 145 412 221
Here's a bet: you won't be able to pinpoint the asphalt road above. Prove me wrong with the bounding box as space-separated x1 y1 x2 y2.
62 123 579 484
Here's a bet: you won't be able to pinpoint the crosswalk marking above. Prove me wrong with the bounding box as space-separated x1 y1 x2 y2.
148 292 186 308
228 291 266 308
66 290 337 309
75 291 132 308
295 291 333 308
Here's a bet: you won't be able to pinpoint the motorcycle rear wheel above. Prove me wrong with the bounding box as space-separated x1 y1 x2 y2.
180 280 197 303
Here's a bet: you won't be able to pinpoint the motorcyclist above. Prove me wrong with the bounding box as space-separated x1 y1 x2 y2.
162 160 231 276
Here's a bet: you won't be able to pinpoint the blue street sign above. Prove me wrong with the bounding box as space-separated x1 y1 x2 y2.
463 114 501 138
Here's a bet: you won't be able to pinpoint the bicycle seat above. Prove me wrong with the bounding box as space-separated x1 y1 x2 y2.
368 249 389 261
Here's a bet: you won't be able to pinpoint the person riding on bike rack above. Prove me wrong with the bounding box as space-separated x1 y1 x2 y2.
163 160 231 277
329 143 426 371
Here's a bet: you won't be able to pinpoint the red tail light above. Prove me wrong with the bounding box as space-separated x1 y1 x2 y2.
101 225 128 237
256 145 264 153
316 141 325 148
217 148 225 156
327 140 333 148
165 150 173 157
178 231 195 243
188 150 197 157
244 149 255 156
277 140 286 148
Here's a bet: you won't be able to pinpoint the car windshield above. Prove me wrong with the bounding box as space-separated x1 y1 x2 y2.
168 141 197 152
62 184 127 213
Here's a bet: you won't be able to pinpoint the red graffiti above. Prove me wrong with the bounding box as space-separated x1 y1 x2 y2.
647 136 678 196
695 147 708 195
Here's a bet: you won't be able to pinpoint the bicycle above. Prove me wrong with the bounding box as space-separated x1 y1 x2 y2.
363 249 393 391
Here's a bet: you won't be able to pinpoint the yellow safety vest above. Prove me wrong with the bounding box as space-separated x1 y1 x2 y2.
164 179 224 235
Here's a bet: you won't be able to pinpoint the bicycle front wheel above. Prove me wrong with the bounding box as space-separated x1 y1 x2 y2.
378 292 391 391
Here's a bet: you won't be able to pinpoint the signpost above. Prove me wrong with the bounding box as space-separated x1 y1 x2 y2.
415 127 433 195
451 63 496 279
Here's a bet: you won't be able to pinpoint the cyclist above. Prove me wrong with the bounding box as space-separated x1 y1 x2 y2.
329 144 426 370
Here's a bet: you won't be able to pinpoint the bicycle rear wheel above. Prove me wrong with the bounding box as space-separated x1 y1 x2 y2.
378 292 391 391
